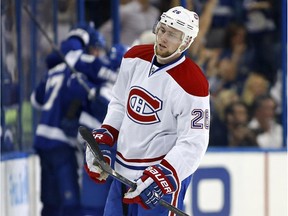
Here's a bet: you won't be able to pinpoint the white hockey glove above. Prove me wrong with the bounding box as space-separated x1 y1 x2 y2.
84 145 109 183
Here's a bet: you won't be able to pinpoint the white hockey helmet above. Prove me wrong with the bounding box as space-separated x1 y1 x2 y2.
154 6 199 59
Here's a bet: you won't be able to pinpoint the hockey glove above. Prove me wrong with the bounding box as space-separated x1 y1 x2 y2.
84 145 111 184
92 128 114 147
85 127 115 183
123 164 178 209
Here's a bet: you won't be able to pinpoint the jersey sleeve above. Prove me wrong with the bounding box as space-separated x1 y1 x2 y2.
30 77 47 110
74 54 118 85
164 90 210 181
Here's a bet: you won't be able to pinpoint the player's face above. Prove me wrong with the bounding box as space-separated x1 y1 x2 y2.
155 24 183 58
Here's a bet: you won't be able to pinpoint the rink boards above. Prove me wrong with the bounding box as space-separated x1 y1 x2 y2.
1 149 287 216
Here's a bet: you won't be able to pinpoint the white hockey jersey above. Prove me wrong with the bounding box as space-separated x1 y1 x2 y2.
102 44 210 183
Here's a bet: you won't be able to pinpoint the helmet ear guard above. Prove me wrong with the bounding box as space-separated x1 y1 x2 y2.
179 37 192 52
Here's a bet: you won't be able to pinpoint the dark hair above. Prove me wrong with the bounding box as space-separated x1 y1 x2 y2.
251 94 275 113
223 22 247 49
224 101 247 121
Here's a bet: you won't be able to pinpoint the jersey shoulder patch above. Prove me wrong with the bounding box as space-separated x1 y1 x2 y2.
124 44 154 62
167 58 209 96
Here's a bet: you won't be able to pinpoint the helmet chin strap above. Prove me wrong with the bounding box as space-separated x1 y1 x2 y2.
154 34 189 63
154 44 181 63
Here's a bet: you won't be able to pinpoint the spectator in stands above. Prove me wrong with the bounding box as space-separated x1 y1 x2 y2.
242 0 280 83
241 72 270 108
209 89 240 147
99 0 160 48
224 101 257 147
211 89 240 121
269 69 282 121
210 101 257 147
202 0 239 48
188 0 218 57
190 0 222 91
248 94 283 148
212 22 254 95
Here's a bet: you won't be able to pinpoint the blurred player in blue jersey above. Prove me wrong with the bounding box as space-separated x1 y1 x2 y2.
30 23 117 216
78 43 129 216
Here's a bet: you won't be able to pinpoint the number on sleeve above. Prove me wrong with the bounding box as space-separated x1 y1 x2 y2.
191 109 209 129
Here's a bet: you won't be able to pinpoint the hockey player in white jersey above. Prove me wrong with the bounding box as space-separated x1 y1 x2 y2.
85 6 210 216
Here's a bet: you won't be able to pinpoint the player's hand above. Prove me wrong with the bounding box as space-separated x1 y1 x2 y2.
92 128 114 147
84 145 111 183
123 164 178 209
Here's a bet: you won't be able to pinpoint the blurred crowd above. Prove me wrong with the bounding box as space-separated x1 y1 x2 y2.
1 0 284 154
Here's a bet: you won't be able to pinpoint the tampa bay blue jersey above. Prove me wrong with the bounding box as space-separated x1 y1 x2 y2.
31 63 95 149
60 36 118 86
31 34 119 150
74 54 118 86
78 83 112 131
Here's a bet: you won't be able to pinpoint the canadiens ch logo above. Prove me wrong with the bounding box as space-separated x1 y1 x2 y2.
127 86 163 124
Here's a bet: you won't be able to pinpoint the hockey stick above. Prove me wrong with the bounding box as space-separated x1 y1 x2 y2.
78 126 189 216
22 4 94 97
